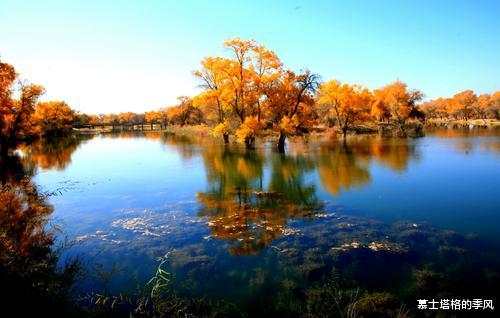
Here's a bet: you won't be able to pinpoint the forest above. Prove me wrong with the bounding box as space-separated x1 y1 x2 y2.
1 38 499 156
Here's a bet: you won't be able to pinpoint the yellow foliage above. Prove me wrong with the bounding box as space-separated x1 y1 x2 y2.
32 101 75 134
373 81 423 123
235 116 263 144
317 80 373 134
279 115 300 134
212 120 231 137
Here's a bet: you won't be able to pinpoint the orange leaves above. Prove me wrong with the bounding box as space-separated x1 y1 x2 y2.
194 38 289 147
33 101 74 134
423 90 499 121
1 61 45 151
165 96 204 126
0 61 16 98
279 115 300 135
450 90 477 120
212 119 231 137
145 110 162 123
317 80 373 136
223 38 257 64
264 70 318 129
235 116 264 144
371 99 390 121
0 179 53 263
373 81 423 125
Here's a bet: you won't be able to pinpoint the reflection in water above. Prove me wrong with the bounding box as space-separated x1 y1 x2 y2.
198 147 320 255
316 137 418 196
4 129 499 316
0 169 78 315
368 138 418 172
21 134 93 171
0 152 34 183
160 132 201 160
317 143 371 195
0 178 53 264
427 126 500 138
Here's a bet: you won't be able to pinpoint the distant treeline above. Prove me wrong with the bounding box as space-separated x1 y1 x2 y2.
1 38 499 153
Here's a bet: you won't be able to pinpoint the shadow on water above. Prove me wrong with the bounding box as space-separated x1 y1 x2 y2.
0 154 80 316
197 146 320 255
2 129 499 317
20 134 94 171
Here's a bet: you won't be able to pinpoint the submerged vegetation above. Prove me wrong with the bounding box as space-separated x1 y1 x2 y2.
0 130 499 317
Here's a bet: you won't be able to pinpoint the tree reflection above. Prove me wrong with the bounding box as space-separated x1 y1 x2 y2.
317 137 418 196
0 152 34 184
0 178 53 267
369 138 417 172
317 143 371 196
198 148 319 255
21 134 93 171
159 132 201 160
0 173 78 315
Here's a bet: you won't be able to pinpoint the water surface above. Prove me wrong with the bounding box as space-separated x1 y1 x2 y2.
16 128 500 310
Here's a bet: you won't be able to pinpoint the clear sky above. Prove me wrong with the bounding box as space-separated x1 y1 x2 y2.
1 0 499 114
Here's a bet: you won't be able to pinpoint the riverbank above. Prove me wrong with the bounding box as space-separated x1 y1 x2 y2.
426 118 500 127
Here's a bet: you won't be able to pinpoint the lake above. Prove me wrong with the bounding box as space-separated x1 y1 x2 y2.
14 127 500 314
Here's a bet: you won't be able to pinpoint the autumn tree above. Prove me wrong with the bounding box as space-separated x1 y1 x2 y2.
117 112 141 124
490 91 500 119
251 44 282 122
263 70 319 152
373 81 423 134
193 38 285 148
223 38 257 125
1 60 44 156
193 57 233 143
431 97 452 119
145 110 168 128
371 99 391 123
451 90 477 122
317 80 373 142
474 94 491 122
32 101 75 135
473 92 500 121
166 96 203 126
102 113 119 125
73 112 92 126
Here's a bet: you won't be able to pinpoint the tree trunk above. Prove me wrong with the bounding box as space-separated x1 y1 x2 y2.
244 136 255 150
342 127 348 142
223 133 229 144
276 131 286 152
0 141 9 159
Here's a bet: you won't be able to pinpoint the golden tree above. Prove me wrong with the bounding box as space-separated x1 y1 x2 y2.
317 80 373 141
373 81 423 133
223 38 257 124
166 96 203 126
33 101 75 135
450 90 477 122
371 99 391 123
264 70 319 151
1 61 44 155
490 91 500 119
474 94 491 122
193 56 233 142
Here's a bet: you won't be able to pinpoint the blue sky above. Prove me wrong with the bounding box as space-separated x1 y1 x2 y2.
1 0 499 114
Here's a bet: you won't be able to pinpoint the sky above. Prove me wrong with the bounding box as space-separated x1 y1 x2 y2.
0 0 499 114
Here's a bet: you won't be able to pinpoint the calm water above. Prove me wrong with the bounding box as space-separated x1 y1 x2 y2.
16 128 500 310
